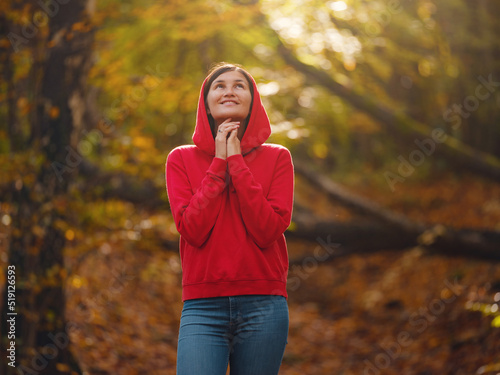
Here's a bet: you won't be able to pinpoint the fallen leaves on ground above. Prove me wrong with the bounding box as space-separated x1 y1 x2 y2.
65 172 500 374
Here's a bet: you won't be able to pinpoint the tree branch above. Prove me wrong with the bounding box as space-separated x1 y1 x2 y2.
276 40 500 182
79 160 168 209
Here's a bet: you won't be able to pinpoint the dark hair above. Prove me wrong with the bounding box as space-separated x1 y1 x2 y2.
203 62 255 137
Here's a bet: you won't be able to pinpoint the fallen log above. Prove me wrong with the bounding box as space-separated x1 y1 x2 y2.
291 161 500 261
293 160 425 234
288 210 500 262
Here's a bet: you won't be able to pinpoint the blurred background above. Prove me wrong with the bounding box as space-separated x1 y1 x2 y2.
1 0 500 374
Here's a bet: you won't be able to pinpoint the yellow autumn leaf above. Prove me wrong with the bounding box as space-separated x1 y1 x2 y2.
492 315 500 328
56 363 71 372
49 106 60 119
65 229 75 241
71 21 86 31
132 136 154 149
312 142 328 159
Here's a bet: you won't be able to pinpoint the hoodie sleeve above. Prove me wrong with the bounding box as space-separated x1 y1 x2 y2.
227 148 294 248
166 148 228 247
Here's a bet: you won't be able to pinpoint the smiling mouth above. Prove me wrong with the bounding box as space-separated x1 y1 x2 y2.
221 101 238 105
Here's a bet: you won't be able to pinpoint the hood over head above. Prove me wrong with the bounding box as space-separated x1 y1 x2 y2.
192 71 271 156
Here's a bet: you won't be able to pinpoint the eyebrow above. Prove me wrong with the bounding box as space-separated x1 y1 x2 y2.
213 79 246 84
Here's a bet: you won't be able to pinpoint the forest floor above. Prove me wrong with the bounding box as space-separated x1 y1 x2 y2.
65 170 500 375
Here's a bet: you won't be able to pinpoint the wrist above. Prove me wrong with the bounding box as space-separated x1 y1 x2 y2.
227 147 241 157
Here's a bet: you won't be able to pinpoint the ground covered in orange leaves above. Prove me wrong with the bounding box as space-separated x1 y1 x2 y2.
65 172 500 374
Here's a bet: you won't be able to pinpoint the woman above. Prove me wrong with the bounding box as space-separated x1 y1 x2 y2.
166 62 294 375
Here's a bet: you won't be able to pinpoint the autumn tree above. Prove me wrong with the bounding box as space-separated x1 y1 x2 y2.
1 1 94 374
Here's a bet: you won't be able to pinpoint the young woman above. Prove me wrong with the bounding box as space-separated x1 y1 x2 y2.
166 63 294 375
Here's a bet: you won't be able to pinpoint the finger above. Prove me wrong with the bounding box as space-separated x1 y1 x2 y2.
217 123 239 135
218 120 240 130
217 119 233 132
217 125 239 135
227 128 239 139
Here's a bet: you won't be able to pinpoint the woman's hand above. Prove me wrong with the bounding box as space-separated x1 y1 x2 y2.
226 126 241 157
215 119 240 160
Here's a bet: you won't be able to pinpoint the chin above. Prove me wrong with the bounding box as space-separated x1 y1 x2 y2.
216 113 247 122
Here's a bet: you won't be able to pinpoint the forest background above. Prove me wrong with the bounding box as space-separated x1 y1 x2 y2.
1 0 500 374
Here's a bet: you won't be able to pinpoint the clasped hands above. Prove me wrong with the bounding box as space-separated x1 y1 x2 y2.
215 118 241 160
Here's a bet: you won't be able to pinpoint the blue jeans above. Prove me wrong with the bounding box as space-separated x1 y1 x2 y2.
176 295 289 375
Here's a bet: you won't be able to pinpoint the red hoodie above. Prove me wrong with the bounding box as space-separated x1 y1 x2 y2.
165 73 294 301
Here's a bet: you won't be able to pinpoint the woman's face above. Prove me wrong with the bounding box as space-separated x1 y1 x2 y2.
206 70 252 127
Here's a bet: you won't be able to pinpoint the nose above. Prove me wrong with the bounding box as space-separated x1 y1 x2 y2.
223 87 235 96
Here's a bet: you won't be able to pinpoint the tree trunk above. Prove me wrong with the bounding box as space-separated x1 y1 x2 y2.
291 159 500 261
276 41 500 183
1 1 94 374
0 15 21 152
289 210 500 262
293 160 425 234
